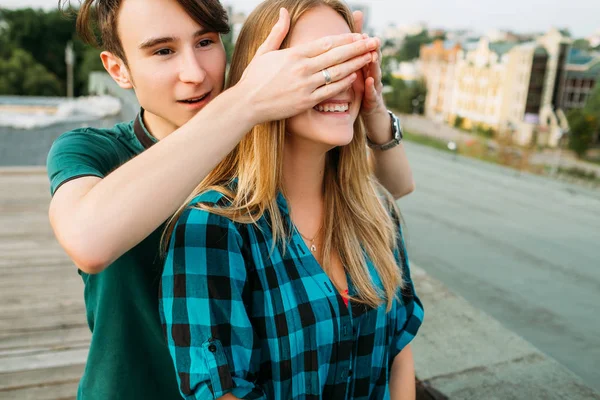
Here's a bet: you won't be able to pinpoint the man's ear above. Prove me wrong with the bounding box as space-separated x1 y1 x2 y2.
100 51 133 89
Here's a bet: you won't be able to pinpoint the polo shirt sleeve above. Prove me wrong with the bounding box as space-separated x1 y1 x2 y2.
160 201 265 400
46 129 118 196
387 196 424 357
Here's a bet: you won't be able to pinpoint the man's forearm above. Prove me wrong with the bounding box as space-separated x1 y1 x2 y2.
51 86 255 271
367 112 415 199
372 143 415 199
389 345 416 400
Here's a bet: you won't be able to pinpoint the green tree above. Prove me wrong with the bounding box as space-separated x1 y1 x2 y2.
77 45 105 94
2 7 84 95
397 31 433 62
222 30 235 64
567 109 597 157
572 38 591 51
380 55 395 86
559 28 572 38
583 82 600 116
384 77 427 114
0 48 62 96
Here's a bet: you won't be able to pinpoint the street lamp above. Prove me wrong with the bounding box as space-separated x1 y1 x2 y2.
412 95 425 115
65 41 75 98
551 128 567 177
412 99 419 114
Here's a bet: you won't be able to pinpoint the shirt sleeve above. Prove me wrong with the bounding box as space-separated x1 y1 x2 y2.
160 201 265 400
388 197 425 357
46 129 119 196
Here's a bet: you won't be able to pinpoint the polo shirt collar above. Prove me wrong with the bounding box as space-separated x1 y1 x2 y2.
133 108 158 150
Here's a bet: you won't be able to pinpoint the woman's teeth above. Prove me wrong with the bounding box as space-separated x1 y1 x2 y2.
314 103 349 113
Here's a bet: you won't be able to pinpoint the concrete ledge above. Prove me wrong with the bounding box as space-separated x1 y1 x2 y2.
0 166 47 175
411 266 600 400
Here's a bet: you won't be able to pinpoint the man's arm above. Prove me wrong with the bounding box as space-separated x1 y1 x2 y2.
389 345 416 400
353 12 415 199
50 11 379 274
367 111 415 199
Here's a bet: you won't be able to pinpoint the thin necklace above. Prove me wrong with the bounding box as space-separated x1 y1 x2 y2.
297 224 323 252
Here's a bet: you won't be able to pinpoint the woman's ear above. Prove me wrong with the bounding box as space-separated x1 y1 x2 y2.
100 51 134 89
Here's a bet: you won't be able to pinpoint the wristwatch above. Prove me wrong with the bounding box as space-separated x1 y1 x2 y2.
366 110 403 151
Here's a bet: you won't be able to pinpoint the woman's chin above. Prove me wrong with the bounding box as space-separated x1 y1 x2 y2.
328 133 354 147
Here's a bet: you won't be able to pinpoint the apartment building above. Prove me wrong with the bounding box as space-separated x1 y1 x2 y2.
449 39 511 131
559 49 600 111
421 29 572 147
420 40 462 122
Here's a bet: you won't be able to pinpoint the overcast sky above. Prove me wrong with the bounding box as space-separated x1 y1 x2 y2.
1 0 598 38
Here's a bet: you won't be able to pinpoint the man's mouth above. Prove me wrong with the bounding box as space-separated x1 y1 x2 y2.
178 92 210 104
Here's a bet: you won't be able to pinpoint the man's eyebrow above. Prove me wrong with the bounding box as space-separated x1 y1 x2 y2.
139 28 212 50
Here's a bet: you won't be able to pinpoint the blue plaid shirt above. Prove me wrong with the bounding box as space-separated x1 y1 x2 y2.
160 190 424 400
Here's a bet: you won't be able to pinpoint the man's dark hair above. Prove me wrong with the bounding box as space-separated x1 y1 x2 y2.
59 0 230 63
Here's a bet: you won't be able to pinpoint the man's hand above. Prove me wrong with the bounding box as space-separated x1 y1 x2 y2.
353 10 416 199
235 8 379 125
353 10 391 144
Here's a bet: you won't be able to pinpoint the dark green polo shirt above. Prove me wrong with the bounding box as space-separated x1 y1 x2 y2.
46 112 182 400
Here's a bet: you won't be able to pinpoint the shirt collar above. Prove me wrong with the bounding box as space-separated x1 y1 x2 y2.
133 108 158 150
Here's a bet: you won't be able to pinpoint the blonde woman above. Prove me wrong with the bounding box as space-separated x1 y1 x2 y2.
160 1 424 399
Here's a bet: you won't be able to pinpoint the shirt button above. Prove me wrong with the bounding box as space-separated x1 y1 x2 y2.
208 344 217 353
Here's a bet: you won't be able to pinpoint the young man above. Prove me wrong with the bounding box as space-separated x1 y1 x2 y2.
47 0 415 399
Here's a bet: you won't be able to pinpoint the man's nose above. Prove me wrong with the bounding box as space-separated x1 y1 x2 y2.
179 49 207 84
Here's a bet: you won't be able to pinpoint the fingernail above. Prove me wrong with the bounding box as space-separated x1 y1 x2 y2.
362 33 369 39
368 38 377 48
353 33 363 41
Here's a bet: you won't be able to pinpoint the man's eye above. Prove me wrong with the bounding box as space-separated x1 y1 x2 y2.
155 48 173 56
198 39 214 48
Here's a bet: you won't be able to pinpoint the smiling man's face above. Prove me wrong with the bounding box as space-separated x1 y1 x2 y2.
116 0 227 136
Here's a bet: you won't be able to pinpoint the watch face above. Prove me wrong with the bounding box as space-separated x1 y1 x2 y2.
389 112 402 139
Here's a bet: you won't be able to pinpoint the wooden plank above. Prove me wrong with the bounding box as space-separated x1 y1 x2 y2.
0 300 84 320
0 259 72 269
0 364 82 392
0 348 88 374
0 380 78 400
0 171 89 399
0 327 90 351
0 314 87 333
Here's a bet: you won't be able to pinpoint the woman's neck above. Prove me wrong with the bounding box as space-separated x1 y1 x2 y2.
282 138 328 233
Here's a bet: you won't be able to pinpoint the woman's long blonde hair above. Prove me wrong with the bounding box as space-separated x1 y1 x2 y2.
163 0 403 310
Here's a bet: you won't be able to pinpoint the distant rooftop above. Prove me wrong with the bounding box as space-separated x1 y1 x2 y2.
567 48 598 66
489 42 518 56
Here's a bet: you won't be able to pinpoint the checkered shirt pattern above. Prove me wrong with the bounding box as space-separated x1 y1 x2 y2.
160 190 424 400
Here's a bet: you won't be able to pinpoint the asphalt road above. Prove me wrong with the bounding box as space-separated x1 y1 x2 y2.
399 141 600 392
